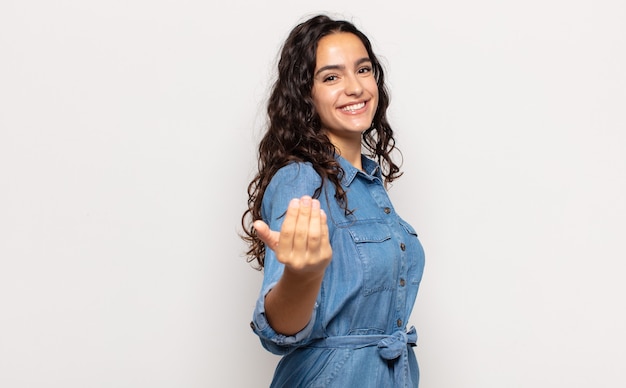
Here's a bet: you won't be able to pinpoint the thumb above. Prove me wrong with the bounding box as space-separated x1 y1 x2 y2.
253 220 280 250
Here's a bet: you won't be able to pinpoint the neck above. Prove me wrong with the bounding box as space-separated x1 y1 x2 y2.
336 145 362 170
328 134 363 170
343 153 362 170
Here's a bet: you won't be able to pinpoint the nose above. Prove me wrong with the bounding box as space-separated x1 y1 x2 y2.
345 74 363 96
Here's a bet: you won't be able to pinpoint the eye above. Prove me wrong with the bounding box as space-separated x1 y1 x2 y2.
323 75 338 82
358 66 373 74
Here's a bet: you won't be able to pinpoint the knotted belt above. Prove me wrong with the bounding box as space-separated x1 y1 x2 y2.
306 326 418 386
377 326 418 360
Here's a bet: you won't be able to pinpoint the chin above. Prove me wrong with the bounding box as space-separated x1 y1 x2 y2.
356 122 374 132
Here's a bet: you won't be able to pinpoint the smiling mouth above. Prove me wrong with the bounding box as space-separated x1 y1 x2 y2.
340 101 366 112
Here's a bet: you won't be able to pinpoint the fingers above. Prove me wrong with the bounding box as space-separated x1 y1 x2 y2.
258 196 331 269
319 208 332 260
278 198 302 253
279 196 325 253
291 196 313 255
306 199 322 253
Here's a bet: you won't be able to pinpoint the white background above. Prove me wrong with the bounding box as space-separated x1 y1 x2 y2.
1 1 625 387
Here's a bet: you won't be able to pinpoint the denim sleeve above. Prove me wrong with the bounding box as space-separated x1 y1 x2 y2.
250 162 324 355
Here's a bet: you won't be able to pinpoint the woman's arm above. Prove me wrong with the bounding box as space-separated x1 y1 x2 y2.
253 196 332 335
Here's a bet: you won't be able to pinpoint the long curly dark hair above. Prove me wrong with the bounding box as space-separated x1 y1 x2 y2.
242 14 403 269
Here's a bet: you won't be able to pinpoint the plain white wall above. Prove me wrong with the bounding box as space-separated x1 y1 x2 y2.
1 1 624 387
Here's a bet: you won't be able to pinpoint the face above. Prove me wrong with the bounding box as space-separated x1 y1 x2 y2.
311 32 379 148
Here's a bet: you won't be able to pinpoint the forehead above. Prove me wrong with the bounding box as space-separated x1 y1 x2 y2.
315 32 369 64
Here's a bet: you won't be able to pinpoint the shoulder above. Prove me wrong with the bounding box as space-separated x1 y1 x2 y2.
263 161 323 204
262 162 324 223
268 161 322 189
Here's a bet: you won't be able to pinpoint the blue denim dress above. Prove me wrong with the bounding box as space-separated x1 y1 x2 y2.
251 155 426 387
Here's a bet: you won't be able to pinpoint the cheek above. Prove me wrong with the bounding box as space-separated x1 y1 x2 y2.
314 91 339 112
369 87 380 111
366 80 379 99
311 89 326 109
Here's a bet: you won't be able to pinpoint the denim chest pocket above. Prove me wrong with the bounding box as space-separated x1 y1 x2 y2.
348 222 395 296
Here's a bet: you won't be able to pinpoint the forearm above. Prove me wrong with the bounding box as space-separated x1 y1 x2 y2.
264 268 324 336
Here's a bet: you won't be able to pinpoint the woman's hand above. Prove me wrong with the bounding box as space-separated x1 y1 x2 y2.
254 195 332 335
254 195 332 274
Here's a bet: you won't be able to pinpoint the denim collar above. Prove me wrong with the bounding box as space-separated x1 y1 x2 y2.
337 154 382 186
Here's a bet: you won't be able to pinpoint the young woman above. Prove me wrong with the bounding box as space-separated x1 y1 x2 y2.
242 14 426 387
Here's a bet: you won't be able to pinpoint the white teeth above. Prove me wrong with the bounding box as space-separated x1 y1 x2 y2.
341 102 365 111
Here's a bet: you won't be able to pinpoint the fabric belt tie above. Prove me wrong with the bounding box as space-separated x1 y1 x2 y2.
308 326 417 354
377 326 417 360
306 326 418 386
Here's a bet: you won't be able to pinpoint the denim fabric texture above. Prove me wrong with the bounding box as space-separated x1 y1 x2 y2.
251 155 426 387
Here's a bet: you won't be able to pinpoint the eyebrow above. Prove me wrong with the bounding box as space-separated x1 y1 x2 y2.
314 57 372 77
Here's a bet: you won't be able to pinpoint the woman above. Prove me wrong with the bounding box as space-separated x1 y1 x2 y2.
242 14 426 387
